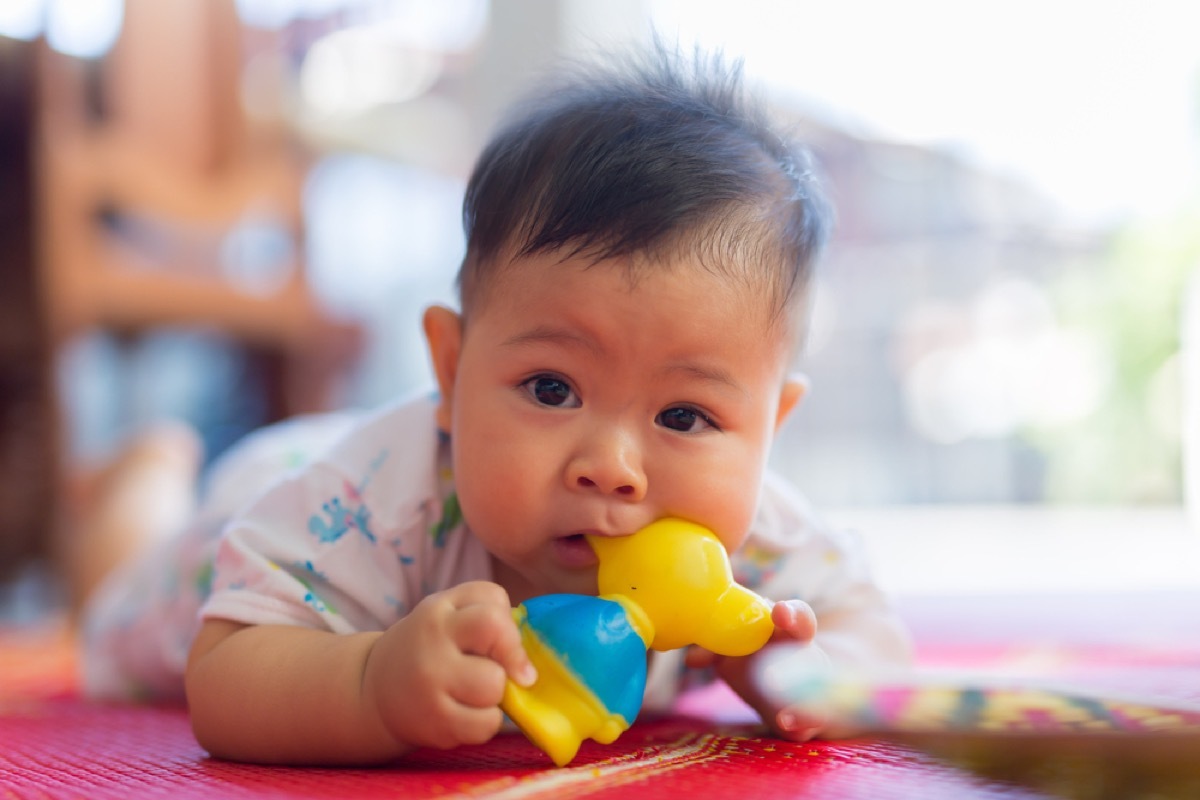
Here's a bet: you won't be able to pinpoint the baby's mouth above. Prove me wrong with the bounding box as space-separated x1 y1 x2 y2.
553 533 599 568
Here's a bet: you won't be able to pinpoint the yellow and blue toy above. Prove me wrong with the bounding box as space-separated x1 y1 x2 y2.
500 517 775 766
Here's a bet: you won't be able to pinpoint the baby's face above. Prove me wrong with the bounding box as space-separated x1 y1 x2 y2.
428 250 802 602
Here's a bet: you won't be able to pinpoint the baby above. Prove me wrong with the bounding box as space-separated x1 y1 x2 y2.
78 43 911 765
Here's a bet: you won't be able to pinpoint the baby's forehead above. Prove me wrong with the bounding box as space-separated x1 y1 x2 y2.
479 246 803 339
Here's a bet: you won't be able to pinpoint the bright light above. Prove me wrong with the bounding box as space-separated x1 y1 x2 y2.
235 0 296 30
297 0 489 117
0 0 44 41
238 0 488 49
1147 354 1183 441
300 27 443 117
1020 328 1112 428
352 0 489 52
900 278 1112 443
651 0 1200 226
46 0 123 58
236 0 346 30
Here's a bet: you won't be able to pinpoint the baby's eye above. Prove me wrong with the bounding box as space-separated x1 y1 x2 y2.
522 375 581 408
657 406 716 433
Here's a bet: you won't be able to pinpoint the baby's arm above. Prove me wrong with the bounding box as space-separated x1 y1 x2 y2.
693 474 913 739
685 595 910 741
186 581 536 765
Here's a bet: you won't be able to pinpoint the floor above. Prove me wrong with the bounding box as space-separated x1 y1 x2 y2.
833 504 1200 596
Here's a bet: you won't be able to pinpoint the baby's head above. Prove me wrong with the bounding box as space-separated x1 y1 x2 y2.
424 44 832 601
458 43 830 338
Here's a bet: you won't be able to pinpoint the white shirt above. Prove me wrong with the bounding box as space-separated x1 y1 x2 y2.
84 391 902 704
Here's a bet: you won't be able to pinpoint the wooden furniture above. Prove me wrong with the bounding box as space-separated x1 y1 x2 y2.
0 1 359 586
0 36 58 583
34 0 359 418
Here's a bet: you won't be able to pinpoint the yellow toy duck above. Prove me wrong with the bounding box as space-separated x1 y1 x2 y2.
500 518 774 766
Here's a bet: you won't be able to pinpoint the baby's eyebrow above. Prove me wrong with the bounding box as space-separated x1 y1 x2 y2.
502 325 601 356
662 362 748 398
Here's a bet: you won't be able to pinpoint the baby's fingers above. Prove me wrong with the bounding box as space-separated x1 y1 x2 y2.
422 696 506 749
452 599 537 688
448 656 509 708
451 704 507 747
773 704 827 743
769 599 817 645
684 645 717 670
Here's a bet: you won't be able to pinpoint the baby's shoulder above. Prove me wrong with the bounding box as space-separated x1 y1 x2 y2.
750 469 828 543
203 392 441 511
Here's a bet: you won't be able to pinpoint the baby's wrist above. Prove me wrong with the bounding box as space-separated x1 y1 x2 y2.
358 633 408 754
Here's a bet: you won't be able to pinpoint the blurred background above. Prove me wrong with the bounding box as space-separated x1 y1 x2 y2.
2 0 1199 613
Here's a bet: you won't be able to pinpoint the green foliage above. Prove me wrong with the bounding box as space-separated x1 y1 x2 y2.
1029 202 1200 503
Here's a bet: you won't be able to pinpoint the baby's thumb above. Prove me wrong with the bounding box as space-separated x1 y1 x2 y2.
684 645 717 670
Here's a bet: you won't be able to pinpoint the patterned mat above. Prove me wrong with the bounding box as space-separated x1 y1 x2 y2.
2 698 1054 800
5 616 1200 799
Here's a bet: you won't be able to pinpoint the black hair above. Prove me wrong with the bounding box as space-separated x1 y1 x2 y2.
458 41 832 326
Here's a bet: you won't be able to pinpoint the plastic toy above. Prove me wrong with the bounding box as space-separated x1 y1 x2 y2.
500 517 774 766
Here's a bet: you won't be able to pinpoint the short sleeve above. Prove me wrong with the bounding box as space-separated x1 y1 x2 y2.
732 470 891 621
199 394 491 635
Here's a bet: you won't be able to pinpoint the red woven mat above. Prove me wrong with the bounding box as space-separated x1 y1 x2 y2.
0 620 1028 800
1 700 1035 800
6 610 1200 799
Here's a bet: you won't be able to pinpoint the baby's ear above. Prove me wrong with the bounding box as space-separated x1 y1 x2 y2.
422 305 463 433
775 373 809 432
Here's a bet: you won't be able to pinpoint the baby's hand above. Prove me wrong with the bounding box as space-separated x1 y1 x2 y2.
684 598 828 741
362 581 536 751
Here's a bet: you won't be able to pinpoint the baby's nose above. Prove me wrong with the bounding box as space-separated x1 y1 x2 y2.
574 475 641 496
565 428 646 499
